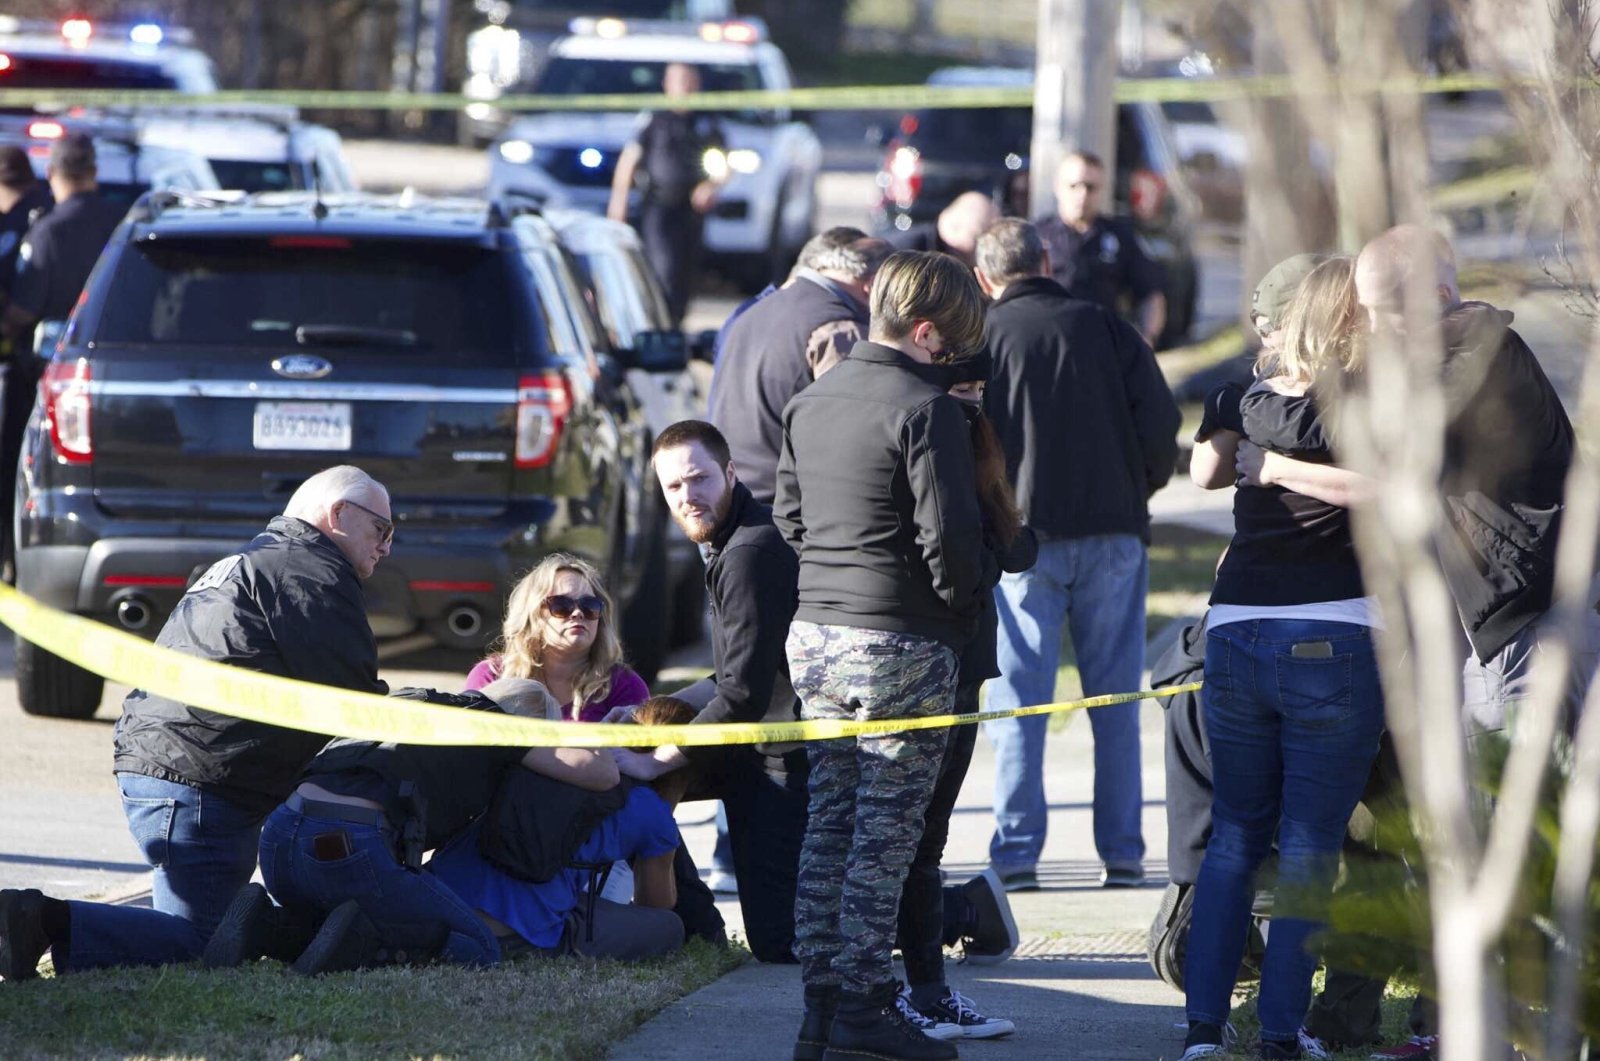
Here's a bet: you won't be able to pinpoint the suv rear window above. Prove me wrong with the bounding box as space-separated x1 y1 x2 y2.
93 238 535 363
535 56 760 96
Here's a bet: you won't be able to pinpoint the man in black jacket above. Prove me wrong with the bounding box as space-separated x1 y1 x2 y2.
709 234 893 503
776 251 987 1061
0 466 392 979
975 219 1180 893
628 419 808 964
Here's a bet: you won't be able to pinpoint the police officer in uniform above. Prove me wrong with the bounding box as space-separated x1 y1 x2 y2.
1034 150 1166 347
0 133 122 570
0 146 52 299
607 62 726 326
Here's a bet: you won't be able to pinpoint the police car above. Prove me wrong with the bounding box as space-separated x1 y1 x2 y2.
0 16 217 94
486 18 823 289
136 107 358 194
0 114 220 206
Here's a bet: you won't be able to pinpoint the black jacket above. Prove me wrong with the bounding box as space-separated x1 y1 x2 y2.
709 274 868 502
962 524 1038 684
693 482 801 752
775 341 987 649
983 277 1180 542
301 688 527 849
1242 303 1573 661
113 516 386 815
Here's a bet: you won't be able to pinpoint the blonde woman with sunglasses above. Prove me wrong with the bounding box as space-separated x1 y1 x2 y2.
465 554 648 722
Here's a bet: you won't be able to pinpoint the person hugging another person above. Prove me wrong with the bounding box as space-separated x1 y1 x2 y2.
427 696 698 961
466 554 649 722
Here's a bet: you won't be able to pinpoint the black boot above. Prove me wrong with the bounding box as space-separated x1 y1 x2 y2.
794 984 840 1061
290 900 444 976
824 981 959 1061
204 884 322 968
0 889 51 981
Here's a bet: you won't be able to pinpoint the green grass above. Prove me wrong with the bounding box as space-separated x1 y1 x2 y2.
1229 972 1425 1058
1044 523 1226 728
0 938 744 1061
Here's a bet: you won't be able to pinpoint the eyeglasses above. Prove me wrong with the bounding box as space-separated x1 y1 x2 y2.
341 498 394 545
543 594 606 621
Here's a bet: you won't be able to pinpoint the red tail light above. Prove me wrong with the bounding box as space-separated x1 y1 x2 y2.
41 357 92 464
515 370 572 468
1129 168 1168 222
884 145 923 207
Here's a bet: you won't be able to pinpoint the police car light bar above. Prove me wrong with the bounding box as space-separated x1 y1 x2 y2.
0 16 194 46
566 17 766 43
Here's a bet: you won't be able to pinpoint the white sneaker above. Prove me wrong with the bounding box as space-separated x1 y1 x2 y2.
917 988 1017 1039
894 985 963 1041
705 868 738 895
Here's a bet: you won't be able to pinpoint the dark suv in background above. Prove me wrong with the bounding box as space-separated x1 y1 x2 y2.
872 65 1203 349
14 191 688 717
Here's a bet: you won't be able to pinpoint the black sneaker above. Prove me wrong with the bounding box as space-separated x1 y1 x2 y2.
1182 1021 1232 1060
915 989 1015 1039
1101 863 1146 888
823 983 959 1061
895 985 962 1041
955 868 1018 965
203 884 272 968
0 889 50 981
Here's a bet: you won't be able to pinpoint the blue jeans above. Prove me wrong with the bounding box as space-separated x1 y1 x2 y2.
259 803 499 966
1185 619 1385 1042
66 774 262 971
984 533 1148 869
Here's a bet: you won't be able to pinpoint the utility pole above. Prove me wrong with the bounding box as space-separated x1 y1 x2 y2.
1030 0 1122 221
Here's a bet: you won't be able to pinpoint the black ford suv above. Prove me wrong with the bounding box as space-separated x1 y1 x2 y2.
14 191 682 718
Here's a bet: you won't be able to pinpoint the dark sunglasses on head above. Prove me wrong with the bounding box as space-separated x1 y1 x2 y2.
543 594 606 621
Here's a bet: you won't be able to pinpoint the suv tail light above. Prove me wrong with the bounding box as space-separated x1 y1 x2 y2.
41 357 92 464
515 370 572 468
884 144 923 207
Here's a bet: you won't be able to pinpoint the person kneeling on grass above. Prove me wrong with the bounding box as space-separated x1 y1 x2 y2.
428 696 696 961
204 676 620 975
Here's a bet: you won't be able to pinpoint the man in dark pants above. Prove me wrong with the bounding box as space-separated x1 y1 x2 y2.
617 418 807 964
0 466 391 979
0 147 51 297
777 251 989 1061
607 62 725 326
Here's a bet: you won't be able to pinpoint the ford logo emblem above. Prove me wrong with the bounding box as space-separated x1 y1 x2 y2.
271 355 332 380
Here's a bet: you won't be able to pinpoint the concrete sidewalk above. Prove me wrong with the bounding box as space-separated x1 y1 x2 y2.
615 692 1192 1061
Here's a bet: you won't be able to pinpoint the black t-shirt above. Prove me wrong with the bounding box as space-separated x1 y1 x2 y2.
631 111 724 207
300 688 528 848
1035 213 1163 314
12 191 124 321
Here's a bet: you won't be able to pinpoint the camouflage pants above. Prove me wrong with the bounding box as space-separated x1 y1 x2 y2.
786 620 956 993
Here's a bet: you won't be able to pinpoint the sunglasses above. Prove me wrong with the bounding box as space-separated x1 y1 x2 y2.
342 498 394 546
543 594 606 621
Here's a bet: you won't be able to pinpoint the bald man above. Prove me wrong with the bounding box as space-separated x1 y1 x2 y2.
888 190 1000 267
1035 151 1166 347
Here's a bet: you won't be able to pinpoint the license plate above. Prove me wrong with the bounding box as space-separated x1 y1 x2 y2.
252 401 352 451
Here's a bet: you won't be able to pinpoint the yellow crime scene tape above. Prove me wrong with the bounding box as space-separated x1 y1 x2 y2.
0 581 1199 748
0 70 1508 114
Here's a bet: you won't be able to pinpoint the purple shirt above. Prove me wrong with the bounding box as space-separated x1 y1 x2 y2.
464 657 649 723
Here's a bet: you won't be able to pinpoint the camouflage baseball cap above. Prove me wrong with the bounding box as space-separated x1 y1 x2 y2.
1251 253 1327 334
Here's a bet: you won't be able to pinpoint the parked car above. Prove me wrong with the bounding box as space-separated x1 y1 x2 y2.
0 16 218 96
0 114 220 204
872 65 1202 349
136 106 359 194
13 191 676 717
545 207 709 646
